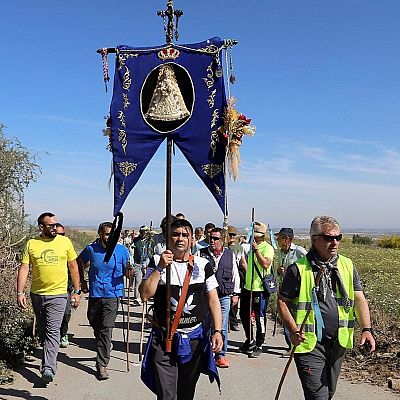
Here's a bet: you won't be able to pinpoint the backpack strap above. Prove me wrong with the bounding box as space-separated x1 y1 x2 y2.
165 254 194 353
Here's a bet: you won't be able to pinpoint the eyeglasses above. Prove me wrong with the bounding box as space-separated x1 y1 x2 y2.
228 233 237 237
314 234 343 242
43 223 57 229
210 236 221 241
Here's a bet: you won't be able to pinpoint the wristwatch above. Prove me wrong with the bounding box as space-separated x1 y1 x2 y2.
212 329 222 335
362 327 374 334
73 289 82 295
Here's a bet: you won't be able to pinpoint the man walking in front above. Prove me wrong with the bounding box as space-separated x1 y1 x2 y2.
78 221 132 380
139 219 223 400
199 227 241 368
17 212 82 383
278 216 375 399
239 221 274 358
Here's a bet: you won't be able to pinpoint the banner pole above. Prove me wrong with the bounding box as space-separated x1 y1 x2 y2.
165 136 172 351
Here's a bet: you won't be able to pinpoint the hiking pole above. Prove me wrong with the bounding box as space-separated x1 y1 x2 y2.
139 301 147 361
274 266 325 400
126 275 131 371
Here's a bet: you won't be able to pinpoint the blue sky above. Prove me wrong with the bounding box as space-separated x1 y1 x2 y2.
1 1 400 229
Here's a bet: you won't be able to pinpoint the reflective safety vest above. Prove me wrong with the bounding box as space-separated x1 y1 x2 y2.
293 255 355 353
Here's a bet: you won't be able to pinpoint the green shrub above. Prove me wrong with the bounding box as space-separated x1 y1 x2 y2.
377 235 400 249
0 300 36 368
0 360 14 385
352 234 373 245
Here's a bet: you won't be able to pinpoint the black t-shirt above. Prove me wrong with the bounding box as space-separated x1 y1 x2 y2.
280 252 362 340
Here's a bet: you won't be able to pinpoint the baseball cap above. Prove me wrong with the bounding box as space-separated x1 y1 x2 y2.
275 228 294 238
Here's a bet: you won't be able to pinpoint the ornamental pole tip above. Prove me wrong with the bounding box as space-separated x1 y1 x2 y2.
157 0 184 44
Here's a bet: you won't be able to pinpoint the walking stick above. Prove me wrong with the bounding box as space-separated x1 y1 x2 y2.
248 208 255 344
274 266 325 400
139 301 147 361
126 275 131 371
272 282 280 337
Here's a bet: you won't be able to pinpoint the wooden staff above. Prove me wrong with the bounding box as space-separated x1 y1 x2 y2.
274 266 325 400
139 301 147 361
248 208 255 344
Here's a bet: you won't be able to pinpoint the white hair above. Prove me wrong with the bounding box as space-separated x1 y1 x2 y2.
310 216 340 237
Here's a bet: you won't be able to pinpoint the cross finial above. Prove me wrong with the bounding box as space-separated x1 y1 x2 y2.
157 1 184 44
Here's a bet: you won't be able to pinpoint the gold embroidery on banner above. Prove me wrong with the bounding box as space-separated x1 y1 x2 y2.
118 161 137 177
118 129 127 155
203 63 214 90
123 93 130 110
207 89 216 108
117 111 126 128
202 164 222 179
210 129 219 157
123 66 132 91
211 109 219 128
197 45 219 54
118 53 139 70
119 181 125 196
214 183 223 197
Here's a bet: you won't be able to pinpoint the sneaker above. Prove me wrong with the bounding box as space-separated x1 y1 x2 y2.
96 365 109 380
215 357 230 368
60 335 69 348
42 368 54 383
238 341 256 354
248 346 263 358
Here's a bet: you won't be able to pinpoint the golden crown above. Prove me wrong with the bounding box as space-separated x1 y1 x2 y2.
158 48 180 60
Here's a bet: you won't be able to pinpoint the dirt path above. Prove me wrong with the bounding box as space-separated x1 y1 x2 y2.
1 295 398 400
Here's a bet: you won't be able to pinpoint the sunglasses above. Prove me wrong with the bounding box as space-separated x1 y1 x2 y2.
228 233 237 237
43 223 57 229
57 232 65 236
314 234 343 242
210 236 221 241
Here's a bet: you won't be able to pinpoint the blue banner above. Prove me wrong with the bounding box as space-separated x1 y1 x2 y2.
109 37 227 216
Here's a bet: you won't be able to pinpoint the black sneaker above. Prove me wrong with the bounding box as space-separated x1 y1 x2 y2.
238 341 256 354
248 346 262 358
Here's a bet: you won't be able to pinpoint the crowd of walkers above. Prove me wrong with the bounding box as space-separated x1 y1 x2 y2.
17 212 375 400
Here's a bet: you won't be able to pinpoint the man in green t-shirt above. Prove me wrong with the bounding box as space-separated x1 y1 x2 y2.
239 221 274 358
17 212 82 384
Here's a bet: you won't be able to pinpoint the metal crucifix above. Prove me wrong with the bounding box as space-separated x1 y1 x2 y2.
157 0 184 44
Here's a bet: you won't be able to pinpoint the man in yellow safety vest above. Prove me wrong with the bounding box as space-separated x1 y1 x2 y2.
277 216 375 399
